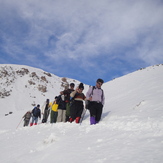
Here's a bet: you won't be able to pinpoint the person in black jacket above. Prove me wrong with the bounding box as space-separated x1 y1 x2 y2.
63 83 75 121
57 91 66 122
30 104 41 126
41 99 51 123
69 83 86 123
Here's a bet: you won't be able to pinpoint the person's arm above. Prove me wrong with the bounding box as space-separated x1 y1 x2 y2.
101 90 105 106
86 87 93 101
70 90 77 97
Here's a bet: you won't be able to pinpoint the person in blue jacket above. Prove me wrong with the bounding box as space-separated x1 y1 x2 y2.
30 104 41 126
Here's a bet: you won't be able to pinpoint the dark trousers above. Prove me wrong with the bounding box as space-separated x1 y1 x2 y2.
70 101 84 120
66 103 71 121
50 111 58 123
42 109 50 123
89 102 103 122
24 119 30 127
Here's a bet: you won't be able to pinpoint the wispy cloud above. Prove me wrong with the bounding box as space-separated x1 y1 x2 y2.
0 0 163 84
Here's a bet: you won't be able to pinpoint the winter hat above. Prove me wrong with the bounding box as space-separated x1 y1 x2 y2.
96 78 104 84
79 83 84 90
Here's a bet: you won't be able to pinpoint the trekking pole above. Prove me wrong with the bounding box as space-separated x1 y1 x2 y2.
16 118 23 129
80 109 87 125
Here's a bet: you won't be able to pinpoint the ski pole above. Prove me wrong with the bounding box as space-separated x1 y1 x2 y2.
16 118 23 129
80 109 87 125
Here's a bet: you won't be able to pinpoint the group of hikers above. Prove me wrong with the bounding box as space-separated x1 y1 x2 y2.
22 78 105 127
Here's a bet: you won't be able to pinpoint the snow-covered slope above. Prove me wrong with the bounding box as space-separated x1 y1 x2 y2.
0 64 163 163
103 64 163 120
0 64 83 116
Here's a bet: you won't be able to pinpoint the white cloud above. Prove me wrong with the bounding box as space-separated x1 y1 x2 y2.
0 0 163 83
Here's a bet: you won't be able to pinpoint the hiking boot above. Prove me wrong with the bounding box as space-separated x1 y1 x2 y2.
69 118 73 123
75 117 80 123
90 117 96 125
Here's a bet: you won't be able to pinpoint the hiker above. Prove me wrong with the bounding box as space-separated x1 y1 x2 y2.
50 96 59 123
30 104 41 126
69 83 86 123
57 91 66 122
23 111 32 127
41 99 51 123
63 83 75 121
86 78 105 125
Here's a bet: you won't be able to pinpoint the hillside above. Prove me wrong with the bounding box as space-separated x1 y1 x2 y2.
0 64 82 116
0 64 163 163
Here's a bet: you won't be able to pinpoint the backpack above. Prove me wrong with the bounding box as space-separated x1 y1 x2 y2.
25 112 31 119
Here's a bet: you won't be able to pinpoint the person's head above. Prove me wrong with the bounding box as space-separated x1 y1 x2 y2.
46 99 49 103
37 104 40 108
60 91 63 95
70 83 75 89
55 96 58 100
78 83 84 92
96 78 104 88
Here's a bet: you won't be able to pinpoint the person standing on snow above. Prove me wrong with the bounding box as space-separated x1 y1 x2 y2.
41 99 51 123
50 96 59 123
63 83 75 121
57 91 66 122
23 111 32 127
69 83 86 123
30 104 41 126
86 79 105 125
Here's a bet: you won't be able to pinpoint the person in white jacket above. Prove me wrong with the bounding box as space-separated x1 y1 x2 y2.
86 79 105 125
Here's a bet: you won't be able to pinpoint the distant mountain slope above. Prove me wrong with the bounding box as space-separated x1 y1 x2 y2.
103 64 163 121
0 64 80 115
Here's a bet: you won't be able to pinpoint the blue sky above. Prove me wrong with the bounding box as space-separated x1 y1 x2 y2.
0 0 163 85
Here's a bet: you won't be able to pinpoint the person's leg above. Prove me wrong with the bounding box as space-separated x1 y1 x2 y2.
30 116 35 126
75 102 83 123
66 103 70 121
89 102 97 125
69 102 76 122
50 110 54 123
54 112 58 123
34 117 38 125
95 103 103 123
57 109 62 122
62 110 66 122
